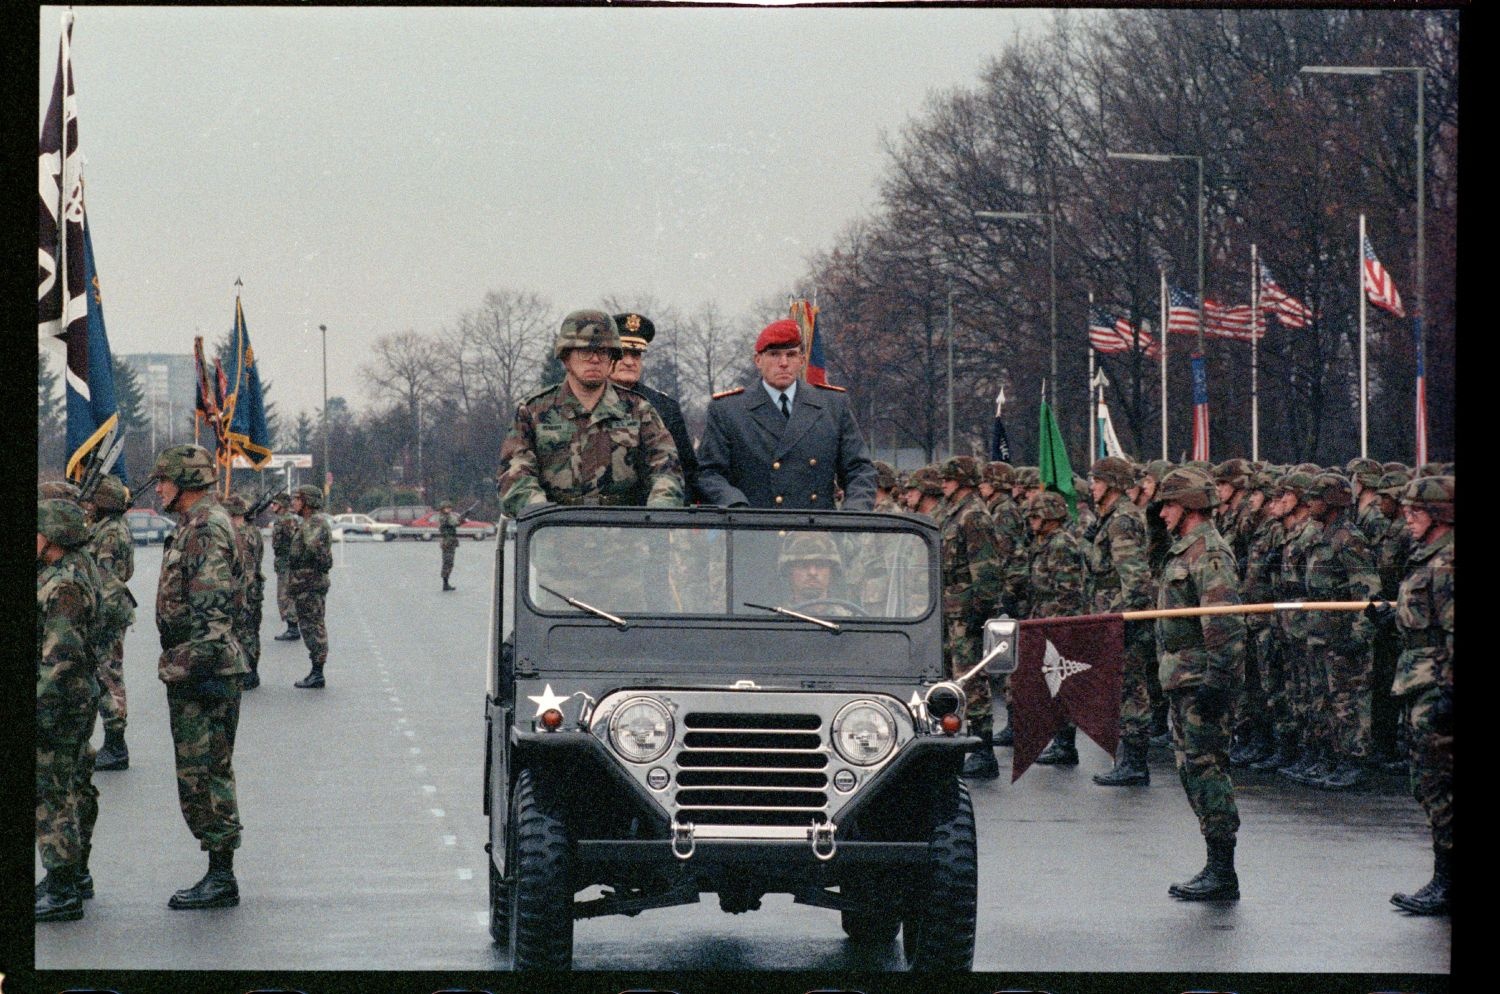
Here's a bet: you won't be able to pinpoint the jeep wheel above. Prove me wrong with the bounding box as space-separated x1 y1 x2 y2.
488 855 510 946
841 878 900 944
508 769 574 970
902 777 977 971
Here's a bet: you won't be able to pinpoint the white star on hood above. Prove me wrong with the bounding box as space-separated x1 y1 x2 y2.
527 684 570 718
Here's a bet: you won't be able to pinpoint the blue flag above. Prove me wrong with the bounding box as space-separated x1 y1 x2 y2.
224 295 273 468
64 217 125 483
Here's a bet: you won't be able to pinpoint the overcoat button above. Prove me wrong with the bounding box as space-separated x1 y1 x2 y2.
774 495 784 505
772 461 781 470
809 458 818 466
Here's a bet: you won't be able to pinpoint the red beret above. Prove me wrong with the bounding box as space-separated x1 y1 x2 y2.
755 319 802 353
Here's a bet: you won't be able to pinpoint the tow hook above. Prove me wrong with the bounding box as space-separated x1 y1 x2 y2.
671 819 696 860
809 821 837 861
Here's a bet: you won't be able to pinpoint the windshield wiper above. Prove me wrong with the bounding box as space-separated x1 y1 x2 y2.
742 601 841 632
539 583 630 629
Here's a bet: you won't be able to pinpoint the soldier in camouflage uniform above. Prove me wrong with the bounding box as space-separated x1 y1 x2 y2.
1243 472 1294 772
83 475 136 772
1370 469 1413 767
1347 458 1387 545
1271 471 1326 783
224 495 265 691
1136 459 1174 743
36 499 103 922
1302 473 1381 790
1369 476 1453 915
150 445 248 910
907 466 945 523
288 484 334 689
1086 457 1155 786
436 498 462 591
872 461 901 514
934 457 1003 780
498 310 683 515
1025 490 1092 766
1155 467 1246 901
270 492 300 641
979 461 1028 745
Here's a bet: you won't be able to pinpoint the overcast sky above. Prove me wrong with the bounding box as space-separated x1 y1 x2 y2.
40 6 1059 419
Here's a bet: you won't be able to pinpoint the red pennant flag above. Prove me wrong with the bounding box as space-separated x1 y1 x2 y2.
1012 614 1125 780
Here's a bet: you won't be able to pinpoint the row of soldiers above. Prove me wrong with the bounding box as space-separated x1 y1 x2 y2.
35 445 335 923
864 451 1453 913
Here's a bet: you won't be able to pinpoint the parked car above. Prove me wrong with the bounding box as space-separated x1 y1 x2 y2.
125 509 176 545
330 513 401 541
369 504 434 526
404 511 497 542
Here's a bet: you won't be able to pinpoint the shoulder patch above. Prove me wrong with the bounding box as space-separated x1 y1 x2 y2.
520 383 561 405
811 381 847 392
711 386 746 400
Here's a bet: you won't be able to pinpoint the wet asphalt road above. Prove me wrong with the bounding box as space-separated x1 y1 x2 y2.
32 536 1450 987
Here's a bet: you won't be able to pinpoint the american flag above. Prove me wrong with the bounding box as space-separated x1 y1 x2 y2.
1258 261 1313 329
1190 354 1211 461
1362 235 1406 317
1089 309 1160 359
1415 329 1428 465
1167 287 1263 342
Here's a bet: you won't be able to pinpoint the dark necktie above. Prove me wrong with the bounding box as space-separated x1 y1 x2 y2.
779 392 791 419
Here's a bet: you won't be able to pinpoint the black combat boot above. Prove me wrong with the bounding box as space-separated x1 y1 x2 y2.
442 580 455 591
294 664 325 689
994 721 1014 747
274 622 301 642
35 866 84 922
1093 736 1150 786
169 849 239 910
1169 836 1240 901
961 728 1001 781
76 844 94 899
1034 725 1078 766
1228 728 1270 767
1317 755 1366 791
241 668 261 690
1149 702 1171 749
94 727 129 771
1251 732 1297 772
1291 743 1335 786
1276 737 1317 780
1391 849 1450 916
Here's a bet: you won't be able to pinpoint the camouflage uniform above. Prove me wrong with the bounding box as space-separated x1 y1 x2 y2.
1025 491 1091 766
1242 503 1289 767
225 497 266 681
1088 489 1155 744
288 490 334 683
982 462 1029 619
437 506 461 587
872 461 902 515
1370 470 1413 762
85 486 135 748
937 474 1001 734
272 504 299 630
1275 506 1324 774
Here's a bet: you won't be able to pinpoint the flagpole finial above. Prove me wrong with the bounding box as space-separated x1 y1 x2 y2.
235 276 243 291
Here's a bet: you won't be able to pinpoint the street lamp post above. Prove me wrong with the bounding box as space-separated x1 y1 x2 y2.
319 323 329 502
946 282 956 457
1106 151 1206 355
1301 64 1427 462
975 210 1057 407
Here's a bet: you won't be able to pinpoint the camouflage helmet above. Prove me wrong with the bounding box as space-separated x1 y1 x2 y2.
1213 458 1252 488
911 466 945 498
271 491 291 505
37 498 90 549
1279 470 1318 502
1013 466 1041 490
91 474 130 513
38 479 81 501
439 497 454 509
1376 469 1411 498
1382 461 1409 474
1247 470 1280 497
872 460 897 491
1023 490 1069 521
554 309 622 360
938 455 980 488
152 444 218 489
1292 462 1322 475
778 532 843 572
982 461 1014 488
222 494 250 516
1157 467 1220 510
1184 460 1213 473
1346 456 1381 479
293 484 323 509
1401 474 1454 524
1307 472 1352 508
1143 459 1173 483
1090 456 1136 492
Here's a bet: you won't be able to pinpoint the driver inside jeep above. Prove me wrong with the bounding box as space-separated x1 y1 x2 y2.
777 532 857 614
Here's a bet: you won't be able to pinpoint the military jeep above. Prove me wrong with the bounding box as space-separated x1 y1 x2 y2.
484 505 1016 971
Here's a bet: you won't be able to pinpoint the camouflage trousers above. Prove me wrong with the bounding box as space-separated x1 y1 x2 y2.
167 683 242 851
234 593 263 673
1403 687 1453 854
292 590 328 668
1323 644 1372 759
1119 621 1155 742
440 539 458 582
945 619 991 730
1168 688 1240 841
36 696 97 871
276 567 297 625
1280 636 1326 747
96 629 128 734
1231 622 1268 743
1258 625 1296 742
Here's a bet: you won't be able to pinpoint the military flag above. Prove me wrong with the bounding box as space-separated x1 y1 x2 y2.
989 387 1012 462
1093 370 1127 460
68 219 126 483
790 299 827 386
1037 396 1076 520
1010 614 1124 780
223 292 273 468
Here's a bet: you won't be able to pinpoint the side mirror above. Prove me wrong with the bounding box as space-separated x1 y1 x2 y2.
980 617 1019 675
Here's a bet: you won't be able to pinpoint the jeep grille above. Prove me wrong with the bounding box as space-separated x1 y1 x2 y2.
674 712 829 826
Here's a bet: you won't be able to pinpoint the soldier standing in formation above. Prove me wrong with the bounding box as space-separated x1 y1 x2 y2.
978 460 1027 746
1024 491 1091 767
1370 469 1413 767
1375 475 1453 915
1271 471 1323 782
271 492 301 642
150 444 248 910
36 498 103 922
696 319 876 511
1154 467 1246 902
287 484 334 689
498 310 683 514
610 312 701 502
1242 472 1291 772
1086 457 1155 787
84 475 135 772
436 498 461 591
224 494 266 690
871 461 901 514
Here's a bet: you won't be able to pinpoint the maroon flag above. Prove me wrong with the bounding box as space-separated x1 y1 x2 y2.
1012 614 1125 780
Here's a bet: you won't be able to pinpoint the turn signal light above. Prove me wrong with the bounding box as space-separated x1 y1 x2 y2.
940 714 962 734
541 708 564 730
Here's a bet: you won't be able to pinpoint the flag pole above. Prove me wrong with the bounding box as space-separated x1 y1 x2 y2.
1358 214 1368 458
1087 292 1096 462
1158 269 1168 460
1121 599 1388 622
1250 243 1259 463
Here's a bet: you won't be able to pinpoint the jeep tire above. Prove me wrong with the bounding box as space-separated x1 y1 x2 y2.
488 854 510 947
840 877 901 944
507 769 574 970
901 777 977 971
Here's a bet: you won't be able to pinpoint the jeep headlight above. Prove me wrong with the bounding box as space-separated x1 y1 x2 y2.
831 700 897 766
607 697 674 763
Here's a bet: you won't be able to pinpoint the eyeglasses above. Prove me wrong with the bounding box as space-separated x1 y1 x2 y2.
573 347 621 363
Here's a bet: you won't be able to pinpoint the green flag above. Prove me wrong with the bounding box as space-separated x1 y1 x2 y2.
1038 399 1077 521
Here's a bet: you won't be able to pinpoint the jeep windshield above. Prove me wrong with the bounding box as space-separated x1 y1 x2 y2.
525 522 932 621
